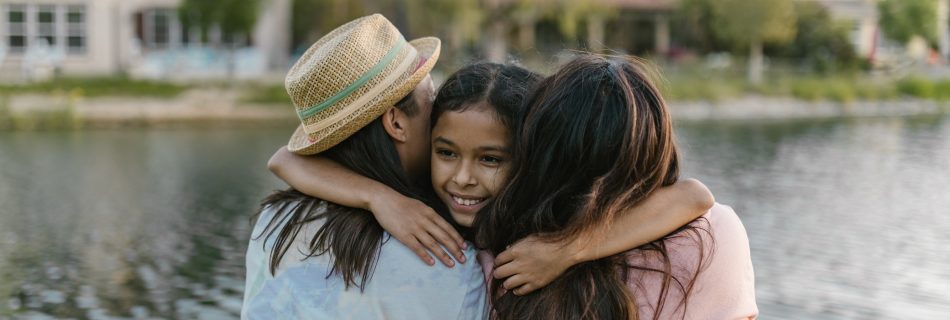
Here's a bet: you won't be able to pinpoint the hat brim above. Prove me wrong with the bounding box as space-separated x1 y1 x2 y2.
286 37 440 155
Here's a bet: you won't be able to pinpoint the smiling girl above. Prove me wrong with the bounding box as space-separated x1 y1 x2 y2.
427 63 531 231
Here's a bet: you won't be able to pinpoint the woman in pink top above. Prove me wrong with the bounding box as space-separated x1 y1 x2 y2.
475 54 757 319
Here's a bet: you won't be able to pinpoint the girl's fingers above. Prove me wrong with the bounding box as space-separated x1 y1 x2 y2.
502 274 528 291
405 236 436 266
417 233 455 268
495 248 515 266
492 261 518 279
513 283 535 296
425 222 466 264
430 213 467 250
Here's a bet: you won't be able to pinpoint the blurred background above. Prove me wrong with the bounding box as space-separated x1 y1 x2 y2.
1 0 949 319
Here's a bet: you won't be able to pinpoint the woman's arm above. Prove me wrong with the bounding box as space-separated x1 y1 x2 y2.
492 178 714 295
268 146 467 267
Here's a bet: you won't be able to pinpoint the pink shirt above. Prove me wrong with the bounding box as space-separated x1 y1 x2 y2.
625 203 757 319
477 203 757 320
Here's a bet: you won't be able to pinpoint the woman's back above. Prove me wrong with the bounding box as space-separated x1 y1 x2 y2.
625 203 757 320
242 201 488 319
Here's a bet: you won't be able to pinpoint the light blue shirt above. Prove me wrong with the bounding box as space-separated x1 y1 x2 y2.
242 202 488 320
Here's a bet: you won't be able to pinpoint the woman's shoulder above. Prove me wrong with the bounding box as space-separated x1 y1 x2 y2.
626 202 757 319
704 203 747 235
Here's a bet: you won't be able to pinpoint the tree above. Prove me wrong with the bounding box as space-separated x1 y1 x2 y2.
773 1 859 73
676 0 727 53
289 0 367 51
879 0 938 47
178 0 261 79
179 0 260 45
709 0 797 84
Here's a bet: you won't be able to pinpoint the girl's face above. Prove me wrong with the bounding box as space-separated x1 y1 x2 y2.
430 103 511 227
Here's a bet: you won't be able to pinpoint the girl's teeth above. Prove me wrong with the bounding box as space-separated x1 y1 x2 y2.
453 196 483 206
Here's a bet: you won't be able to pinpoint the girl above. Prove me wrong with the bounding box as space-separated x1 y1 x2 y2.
477 55 757 319
268 61 715 299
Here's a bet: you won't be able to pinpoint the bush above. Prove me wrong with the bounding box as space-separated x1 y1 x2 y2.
242 85 292 105
769 2 860 73
0 77 185 98
897 77 935 98
934 80 950 101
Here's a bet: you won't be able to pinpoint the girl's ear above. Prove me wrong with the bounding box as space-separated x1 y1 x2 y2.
382 107 409 143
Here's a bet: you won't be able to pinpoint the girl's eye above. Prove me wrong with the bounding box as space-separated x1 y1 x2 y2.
435 149 457 158
480 156 504 166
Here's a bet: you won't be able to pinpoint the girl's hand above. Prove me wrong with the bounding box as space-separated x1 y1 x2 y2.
369 189 468 268
492 235 580 295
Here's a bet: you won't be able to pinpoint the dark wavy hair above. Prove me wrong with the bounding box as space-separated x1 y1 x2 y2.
432 62 541 133
475 54 707 320
252 92 438 291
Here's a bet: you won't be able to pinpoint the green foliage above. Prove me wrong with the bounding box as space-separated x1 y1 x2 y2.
770 2 861 73
854 82 898 101
675 0 729 52
0 94 80 130
291 0 369 48
708 0 797 48
936 81 950 101
0 77 185 97
242 84 292 105
179 0 260 43
879 0 938 46
661 64 950 103
898 77 934 97
660 66 746 102
896 77 950 100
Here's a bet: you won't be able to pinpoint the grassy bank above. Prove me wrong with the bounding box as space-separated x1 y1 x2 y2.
0 77 187 98
241 84 292 105
0 95 80 130
661 68 950 103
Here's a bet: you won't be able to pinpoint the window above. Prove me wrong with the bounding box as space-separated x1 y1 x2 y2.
6 4 27 53
3 3 86 55
143 8 178 49
153 10 169 46
65 5 86 54
36 4 56 46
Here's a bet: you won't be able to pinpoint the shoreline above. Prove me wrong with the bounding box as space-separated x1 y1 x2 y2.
672 96 950 122
2 90 949 130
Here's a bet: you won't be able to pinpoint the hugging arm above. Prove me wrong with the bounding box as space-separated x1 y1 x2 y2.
492 178 715 295
267 146 467 267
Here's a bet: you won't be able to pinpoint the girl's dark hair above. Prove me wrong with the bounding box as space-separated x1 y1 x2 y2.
252 94 437 291
474 54 706 320
432 62 542 133
430 62 542 237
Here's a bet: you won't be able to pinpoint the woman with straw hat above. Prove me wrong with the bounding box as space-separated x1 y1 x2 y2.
242 14 486 319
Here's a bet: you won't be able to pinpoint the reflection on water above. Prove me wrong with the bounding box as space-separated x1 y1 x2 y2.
0 127 291 319
677 116 950 319
1 116 949 319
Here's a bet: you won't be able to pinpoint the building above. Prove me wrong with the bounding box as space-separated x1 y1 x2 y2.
597 0 676 55
0 0 291 81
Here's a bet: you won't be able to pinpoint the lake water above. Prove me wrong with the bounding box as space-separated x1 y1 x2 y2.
1 115 949 319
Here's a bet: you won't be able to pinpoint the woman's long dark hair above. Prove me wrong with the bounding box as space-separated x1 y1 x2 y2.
475 54 706 319
252 94 438 291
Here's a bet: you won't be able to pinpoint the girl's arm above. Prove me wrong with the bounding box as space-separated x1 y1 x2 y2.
492 178 714 295
267 146 468 267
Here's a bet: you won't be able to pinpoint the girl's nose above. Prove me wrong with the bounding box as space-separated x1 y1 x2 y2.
452 161 477 187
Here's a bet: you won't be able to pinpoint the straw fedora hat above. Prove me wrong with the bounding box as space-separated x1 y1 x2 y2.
284 14 440 155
